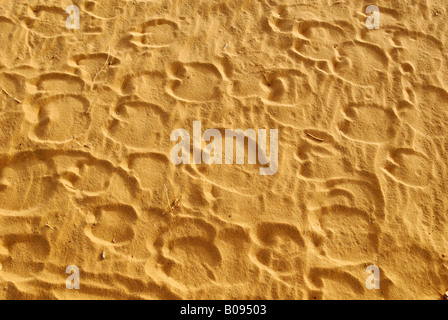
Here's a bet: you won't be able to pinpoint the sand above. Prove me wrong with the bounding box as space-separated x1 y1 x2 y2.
0 0 447 300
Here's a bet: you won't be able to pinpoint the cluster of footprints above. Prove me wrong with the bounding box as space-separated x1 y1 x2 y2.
0 0 446 299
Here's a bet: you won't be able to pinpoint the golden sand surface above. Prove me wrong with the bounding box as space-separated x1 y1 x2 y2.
0 0 447 300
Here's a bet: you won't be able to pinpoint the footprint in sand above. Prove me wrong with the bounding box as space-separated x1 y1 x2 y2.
264 69 310 105
214 226 259 285
167 62 224 102
147 216 221 287
338 103 399 144
30 95 91 143
82 0 124 19
70 52 121 82
128 19 179 48
106 100 167 149
391 31 444 75
333 41 389 86
309 204 371 261
128 152 172 191
397 85 448 137
294 20 352 61
85 204 138 246
298 130 350 180
29 72 86 94
306 176 384 262
23 5 68 37
121 71 175 105
252 222 306 282
58 155 114 195
383 148 432 187
0 234 50 276
307 267 364 299
0 154 55 213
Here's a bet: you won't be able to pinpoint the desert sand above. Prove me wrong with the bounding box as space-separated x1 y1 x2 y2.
0 0 447 300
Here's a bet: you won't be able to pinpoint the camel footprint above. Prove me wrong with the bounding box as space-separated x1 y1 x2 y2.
338 104 399 143
306 176 384 262
29 72 86 94
0 234 50 276
82 0 124 19
334 41 389 86
252 222 306 278
147 216 221 287
58 156 113 194
70 52 121 82
106 100 167 149
397 85 448 137
294 20 350 61
391 31 443 75
128 153 172 191
383 148 432 187
121 71 173 104
24 5 67 37
85 204 138 245
0 155 54 212
298 130 350 180
29 95 91 143
167 62 224 102
129 19 179 48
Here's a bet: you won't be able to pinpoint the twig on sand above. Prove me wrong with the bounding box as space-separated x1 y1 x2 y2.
45 223 55 230
261 71 271 87
139 49 149 56
255 64 271 87
72 135 82 147
165 197 182 215
305 132 324 142
85 96 99 115
430 284 448 300
164 184 172 213
1 87 21 103
163 184 182 215
92 46 111 82
171 197 182 211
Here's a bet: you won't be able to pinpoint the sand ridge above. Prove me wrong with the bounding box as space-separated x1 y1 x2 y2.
0 0 447 299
